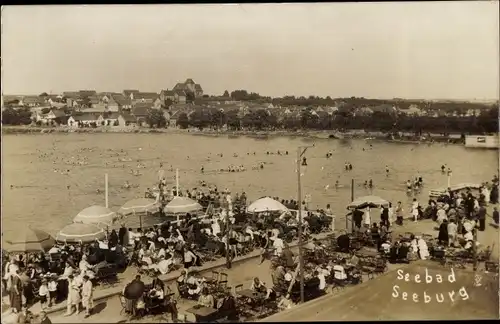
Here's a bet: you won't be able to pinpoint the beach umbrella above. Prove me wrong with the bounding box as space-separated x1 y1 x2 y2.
56 223 106 243
117 198 160 217
3 227 55 253
346 195 389 210
164 196 203 224
247 197 289 213
163 196 202 214
73 205 116 227
117 198 162 230
123 280 145 300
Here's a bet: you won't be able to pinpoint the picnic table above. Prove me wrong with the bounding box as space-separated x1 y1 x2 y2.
186 305 218 322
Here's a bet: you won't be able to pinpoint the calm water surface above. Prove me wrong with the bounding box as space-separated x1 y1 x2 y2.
2 133 498 238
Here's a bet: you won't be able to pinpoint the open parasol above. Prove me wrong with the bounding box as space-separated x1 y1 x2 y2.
117 198 160 217
56 223 106 243
163 196 202 214
3 227 55 253
73 205 116 227
247 197 289 213
347 195 389 210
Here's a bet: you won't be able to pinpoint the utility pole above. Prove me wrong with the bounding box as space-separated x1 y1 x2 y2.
297 145 313 304
473 226 478 271
225 194 232 269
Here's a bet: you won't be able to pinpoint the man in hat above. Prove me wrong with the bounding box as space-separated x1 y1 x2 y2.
39 311 52 324
81 275 93 318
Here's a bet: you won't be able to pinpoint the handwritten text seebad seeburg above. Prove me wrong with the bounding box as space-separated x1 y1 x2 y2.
392 268 469 303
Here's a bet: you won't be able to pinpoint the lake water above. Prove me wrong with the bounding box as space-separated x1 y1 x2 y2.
2 133 498 238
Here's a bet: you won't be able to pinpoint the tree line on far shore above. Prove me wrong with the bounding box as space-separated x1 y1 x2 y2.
2 105 498 135
175 106 498 134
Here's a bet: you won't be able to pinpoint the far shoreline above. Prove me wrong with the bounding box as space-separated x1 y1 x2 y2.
1 125 468 145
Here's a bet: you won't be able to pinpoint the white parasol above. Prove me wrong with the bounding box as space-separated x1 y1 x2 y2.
247 197 289 213
73 205 116 227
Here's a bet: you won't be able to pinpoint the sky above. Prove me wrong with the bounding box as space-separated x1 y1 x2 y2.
2 2 499 100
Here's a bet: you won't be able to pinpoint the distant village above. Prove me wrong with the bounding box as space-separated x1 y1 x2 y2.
2 77 497 130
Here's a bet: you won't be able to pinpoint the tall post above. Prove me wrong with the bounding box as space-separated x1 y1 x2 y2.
473 227 478 271
225 196 232 269
296 148 305 304
176 168 180 196
447 172 452 189
105 173 109 208
350 179 355 232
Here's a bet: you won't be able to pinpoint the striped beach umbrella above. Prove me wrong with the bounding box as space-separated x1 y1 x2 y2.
163 196 202 214
117 198 161 217
56 223 106 243
73 205 116 227
4 227 55 253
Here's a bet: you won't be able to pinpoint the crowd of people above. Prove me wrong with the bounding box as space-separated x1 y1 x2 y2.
2 180 334 322
3 170 497 322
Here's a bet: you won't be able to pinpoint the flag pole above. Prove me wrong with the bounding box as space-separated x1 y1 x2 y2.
105 173 109 208
176 168 180 197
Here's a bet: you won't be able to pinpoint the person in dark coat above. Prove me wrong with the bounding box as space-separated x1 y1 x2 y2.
381 206 389 228
118 224 127 247
493 207 499 226
39 311 52 324
490 185 498 204
108 230 119 248
352 209 363 230
477 205 487 231
438 219 449 246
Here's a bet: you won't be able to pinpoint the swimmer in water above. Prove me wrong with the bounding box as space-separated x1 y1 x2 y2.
335 180 340 188
441 165 446 173
368 179 373 188
348 163 353 170
123 181 131 189
201 166 204 173
406 180 412 191
364 180 368 188
345 162 349 171
285 151 288 155
385 165 389 174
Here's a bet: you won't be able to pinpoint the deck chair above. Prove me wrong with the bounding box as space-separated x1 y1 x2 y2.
218 273 228 288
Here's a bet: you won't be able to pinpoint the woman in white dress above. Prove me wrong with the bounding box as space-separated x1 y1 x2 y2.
417 237 430 260
363 207 371 228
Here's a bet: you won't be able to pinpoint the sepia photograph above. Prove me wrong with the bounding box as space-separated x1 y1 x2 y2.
1 2 499 323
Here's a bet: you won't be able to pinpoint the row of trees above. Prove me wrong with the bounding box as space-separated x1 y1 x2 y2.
2 105 498 134
175 107 499 134
217 90 497 113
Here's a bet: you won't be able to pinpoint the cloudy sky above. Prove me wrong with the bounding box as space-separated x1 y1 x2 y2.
2 3 499 100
